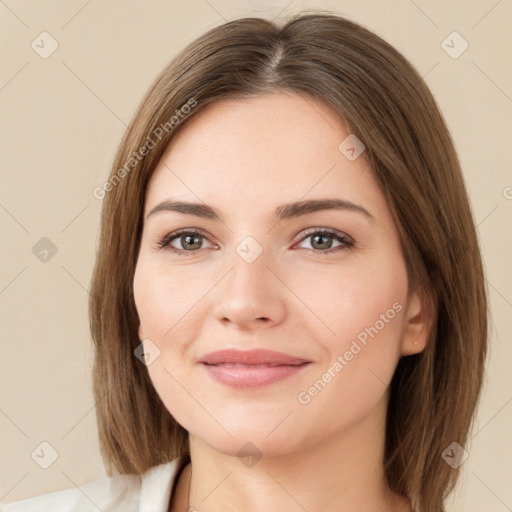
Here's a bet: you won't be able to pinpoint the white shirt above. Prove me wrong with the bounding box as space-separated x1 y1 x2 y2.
0 456 186 512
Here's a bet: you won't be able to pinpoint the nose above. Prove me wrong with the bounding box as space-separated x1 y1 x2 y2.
212 246 286 331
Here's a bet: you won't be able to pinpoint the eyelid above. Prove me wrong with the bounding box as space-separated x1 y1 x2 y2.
293 226 353 245
155 227 215 251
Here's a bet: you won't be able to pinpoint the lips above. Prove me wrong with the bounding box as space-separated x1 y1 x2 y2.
199 348 310 366
199 349 311 388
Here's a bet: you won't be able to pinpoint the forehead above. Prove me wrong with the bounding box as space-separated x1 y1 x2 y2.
144 92 383 221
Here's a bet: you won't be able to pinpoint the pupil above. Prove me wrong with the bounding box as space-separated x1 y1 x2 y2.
313 234 331 249
184 235 200 249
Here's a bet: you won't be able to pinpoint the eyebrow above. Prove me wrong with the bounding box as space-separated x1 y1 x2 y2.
145 198 375 224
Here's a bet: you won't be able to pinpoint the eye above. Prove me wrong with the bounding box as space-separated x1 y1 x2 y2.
155 229 214 256
294 228 354 255
154 227 354 256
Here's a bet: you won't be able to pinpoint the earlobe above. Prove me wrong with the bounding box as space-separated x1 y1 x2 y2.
400 287 434 356
138 324 144 342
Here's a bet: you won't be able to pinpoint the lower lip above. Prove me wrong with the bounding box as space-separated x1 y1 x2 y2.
201 363 310 388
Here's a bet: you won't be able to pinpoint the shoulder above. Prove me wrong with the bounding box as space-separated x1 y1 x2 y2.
0 458 183 512
0 472 141 512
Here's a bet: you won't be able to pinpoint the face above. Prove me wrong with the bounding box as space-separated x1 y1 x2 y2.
133 92 427 457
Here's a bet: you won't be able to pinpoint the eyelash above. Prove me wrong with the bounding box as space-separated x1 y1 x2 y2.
154 227 354 257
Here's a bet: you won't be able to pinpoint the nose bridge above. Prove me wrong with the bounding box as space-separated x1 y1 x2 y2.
231 236 270 292
213 234 286 328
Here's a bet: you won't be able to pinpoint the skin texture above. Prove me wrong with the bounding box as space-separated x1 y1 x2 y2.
133 92 430 511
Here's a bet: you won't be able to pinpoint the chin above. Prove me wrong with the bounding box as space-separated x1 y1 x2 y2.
185 409 313 461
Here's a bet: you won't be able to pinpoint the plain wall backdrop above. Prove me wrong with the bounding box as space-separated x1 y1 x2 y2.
1 1 511 510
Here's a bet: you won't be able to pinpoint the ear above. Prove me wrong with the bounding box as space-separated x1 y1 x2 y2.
400 286 435 356
138 324 144 342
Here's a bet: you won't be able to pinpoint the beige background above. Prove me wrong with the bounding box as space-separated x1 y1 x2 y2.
1 0 511 510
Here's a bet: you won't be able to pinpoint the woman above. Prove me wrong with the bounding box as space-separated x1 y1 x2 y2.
1 11 488 512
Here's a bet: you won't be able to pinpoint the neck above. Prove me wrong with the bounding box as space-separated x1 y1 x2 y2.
174 393 411 512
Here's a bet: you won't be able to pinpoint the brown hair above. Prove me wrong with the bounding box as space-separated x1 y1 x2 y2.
89 11 489 512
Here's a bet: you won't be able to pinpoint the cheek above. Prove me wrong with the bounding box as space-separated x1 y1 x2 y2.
292 281 406 441
133 260 209 340
288 258 407 350
133 263 203 428
290 258 408 411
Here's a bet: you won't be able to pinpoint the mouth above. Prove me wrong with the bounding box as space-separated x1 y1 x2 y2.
199 349 311 388
206 362 303 367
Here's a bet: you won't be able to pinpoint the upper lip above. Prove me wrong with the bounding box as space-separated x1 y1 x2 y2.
199 349 310 366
